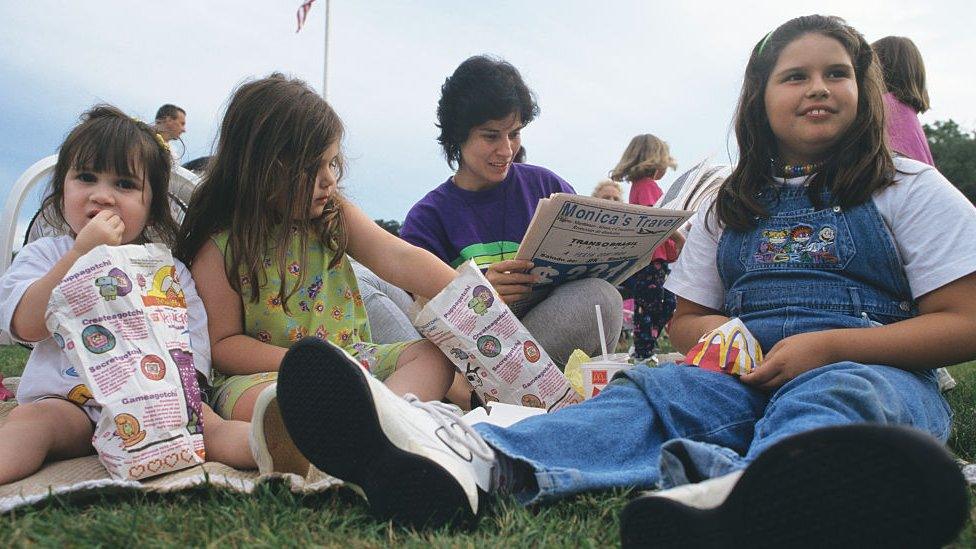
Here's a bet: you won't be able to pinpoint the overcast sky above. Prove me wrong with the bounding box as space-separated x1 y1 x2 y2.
1 0 973 242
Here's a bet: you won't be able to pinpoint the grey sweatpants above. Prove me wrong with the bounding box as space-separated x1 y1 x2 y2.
354 263 623 368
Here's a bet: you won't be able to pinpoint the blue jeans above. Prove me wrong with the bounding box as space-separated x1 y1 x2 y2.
473 362 951 505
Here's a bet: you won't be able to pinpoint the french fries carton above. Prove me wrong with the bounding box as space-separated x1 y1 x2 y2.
684 318 763 375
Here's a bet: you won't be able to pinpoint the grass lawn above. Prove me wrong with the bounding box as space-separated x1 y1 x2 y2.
1 343 974 546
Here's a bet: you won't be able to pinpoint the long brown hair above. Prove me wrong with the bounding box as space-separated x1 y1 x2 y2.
872 36 930 113
176 74 347 313
714 15 893 231
609 134 677 182
40 105 178 246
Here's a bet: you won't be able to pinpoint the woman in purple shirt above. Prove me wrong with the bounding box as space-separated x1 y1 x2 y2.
401 56 622 387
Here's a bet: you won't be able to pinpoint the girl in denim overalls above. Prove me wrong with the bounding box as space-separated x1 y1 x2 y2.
271 15 976 546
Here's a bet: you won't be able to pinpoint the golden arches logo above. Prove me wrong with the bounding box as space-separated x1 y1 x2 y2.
689 326 763 375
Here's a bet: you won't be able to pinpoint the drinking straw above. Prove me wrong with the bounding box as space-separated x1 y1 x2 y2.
595 304 608 359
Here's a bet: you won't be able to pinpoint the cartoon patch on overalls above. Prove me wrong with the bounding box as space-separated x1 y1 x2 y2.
467 285 494 315
81 324 116 354
787 224 814 261
477 335 501 358
806 225 840 264
115 413 147 448
755 228 790 263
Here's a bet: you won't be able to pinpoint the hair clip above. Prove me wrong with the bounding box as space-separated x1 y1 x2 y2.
154 132 171 153
757 31 773 56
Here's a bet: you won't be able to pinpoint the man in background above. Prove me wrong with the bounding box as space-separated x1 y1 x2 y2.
154 104 186 160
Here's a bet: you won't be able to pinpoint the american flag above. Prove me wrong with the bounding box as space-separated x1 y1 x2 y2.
296 0 316 33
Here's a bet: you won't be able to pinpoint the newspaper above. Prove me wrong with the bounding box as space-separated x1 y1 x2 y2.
512 193 692 314
655 157 731 213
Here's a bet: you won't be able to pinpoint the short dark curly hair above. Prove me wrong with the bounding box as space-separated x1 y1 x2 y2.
436 55 539 168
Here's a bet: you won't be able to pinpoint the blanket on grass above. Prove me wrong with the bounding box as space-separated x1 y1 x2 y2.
0 378 343 514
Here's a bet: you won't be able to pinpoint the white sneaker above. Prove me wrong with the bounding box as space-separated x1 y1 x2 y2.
619 425 969 548
249 383 311 477
275 337 496 529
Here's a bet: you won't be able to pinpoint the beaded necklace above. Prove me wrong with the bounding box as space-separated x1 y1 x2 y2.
772 158 825 178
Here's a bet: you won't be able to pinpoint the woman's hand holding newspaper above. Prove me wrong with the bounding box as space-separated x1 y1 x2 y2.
485 259 538 304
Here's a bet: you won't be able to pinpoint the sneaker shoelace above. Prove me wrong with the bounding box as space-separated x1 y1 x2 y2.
403 394 495 461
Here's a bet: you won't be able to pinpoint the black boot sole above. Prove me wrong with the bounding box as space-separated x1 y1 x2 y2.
276 337 485 530
620 424 969 548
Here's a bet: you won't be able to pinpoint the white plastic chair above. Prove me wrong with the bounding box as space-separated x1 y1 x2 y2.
0 155 199 343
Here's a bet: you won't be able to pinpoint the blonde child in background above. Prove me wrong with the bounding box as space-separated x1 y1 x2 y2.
175 74 460 472
591 179 623 201
610 134 685 359
0 106 254 485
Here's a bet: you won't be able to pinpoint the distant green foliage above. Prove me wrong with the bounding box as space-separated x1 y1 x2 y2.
925 119 976 204
374 219 402 237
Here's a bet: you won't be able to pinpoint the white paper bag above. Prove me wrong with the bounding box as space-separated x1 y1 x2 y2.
413 260 581 411
46 244 206 480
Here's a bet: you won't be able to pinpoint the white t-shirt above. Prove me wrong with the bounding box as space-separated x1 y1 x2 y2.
665 157 976 311
0 236 212 405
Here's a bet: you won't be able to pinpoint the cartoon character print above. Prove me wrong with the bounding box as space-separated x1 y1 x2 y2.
467 285 494 315
149 266 183 300
786 224 814 262
754 229 790 263
477 335 501 357
523 340 541 363
94 276 120 300
755 224 839 265
805 225 840 264
464 362 486 388
81 324 116 354
450 348 470 362
67 384 93 406
115 413 147 448
521 394 543 408
94 268 133 301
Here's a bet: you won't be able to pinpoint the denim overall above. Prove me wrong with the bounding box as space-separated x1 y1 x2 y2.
474 182 952 505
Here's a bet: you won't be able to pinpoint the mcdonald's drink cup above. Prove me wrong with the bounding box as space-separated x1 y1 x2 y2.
581 354 632 399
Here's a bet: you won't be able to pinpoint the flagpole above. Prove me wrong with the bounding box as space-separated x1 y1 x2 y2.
322 0 331 99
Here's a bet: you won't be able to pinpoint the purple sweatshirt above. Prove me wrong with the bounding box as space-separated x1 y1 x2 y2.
400 163 575 269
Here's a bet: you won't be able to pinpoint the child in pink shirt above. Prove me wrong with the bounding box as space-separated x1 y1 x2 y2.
873 36 935 166
611 134 683 359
